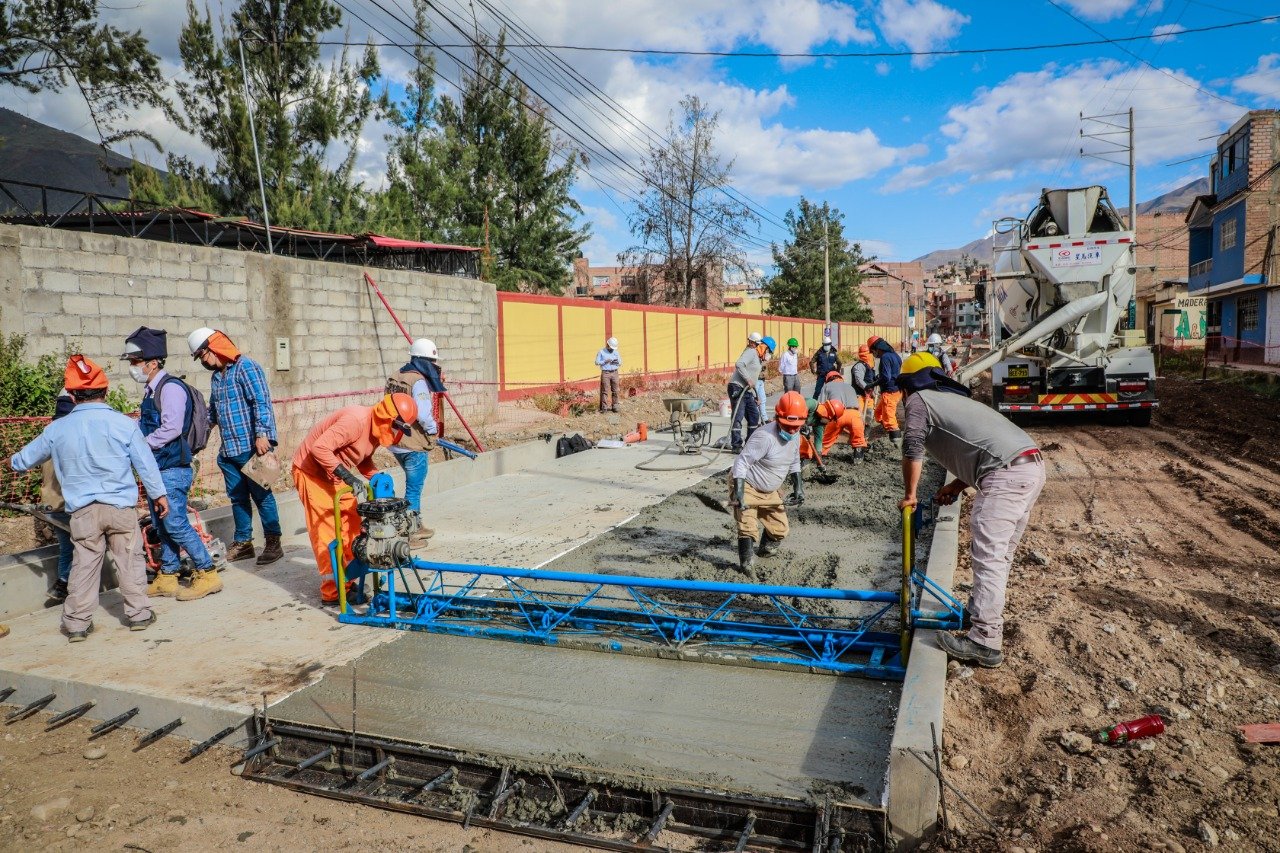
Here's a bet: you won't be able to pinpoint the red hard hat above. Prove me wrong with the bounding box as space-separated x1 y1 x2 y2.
775 391 808 426
867 336 881 349
825 370 843 381
389 392 418 434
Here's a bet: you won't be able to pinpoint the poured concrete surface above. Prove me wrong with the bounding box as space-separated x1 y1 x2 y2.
269 631 897 807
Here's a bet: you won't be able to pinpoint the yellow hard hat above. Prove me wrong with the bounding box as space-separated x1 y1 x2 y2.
900 352 942 376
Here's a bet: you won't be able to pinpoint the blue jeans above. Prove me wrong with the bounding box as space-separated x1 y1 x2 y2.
218 449 282 541
149 466 212 574
394 450 429 514
728 383 760 452
52 510 73 583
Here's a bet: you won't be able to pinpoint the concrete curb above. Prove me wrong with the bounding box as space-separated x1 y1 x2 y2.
886 497 962 849
0 437 556 621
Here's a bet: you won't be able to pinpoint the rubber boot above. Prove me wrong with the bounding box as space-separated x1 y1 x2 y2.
889 430 902 447
758 532 782 558
176 568 223 601
225 540 256 562
736 537 756 576
255 535 283 566
853 447 866 464
146 572 180 598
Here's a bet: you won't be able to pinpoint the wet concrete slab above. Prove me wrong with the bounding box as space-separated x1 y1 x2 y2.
268 631 898 807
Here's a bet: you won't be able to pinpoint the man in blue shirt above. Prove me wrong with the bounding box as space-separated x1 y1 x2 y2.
123 327 221 602
595 337 621 413
6 356 168 642
188 327 282 566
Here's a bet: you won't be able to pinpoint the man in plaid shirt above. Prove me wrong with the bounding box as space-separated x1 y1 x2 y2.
188 327 283 565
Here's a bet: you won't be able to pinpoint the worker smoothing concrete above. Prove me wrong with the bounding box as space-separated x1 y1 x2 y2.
897 352 1045 669
800 398 844 462
817 371 867 461
595 337 622 413
729 390 806 575
386 338 442 545
291 393 418 604
5 356 167 642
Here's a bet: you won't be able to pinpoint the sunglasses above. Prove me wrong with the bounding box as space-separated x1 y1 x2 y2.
392 417 414 434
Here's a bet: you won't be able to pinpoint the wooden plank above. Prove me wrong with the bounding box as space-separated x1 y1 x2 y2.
1238 723 1280 743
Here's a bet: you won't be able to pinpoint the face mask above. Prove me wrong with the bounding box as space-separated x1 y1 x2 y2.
129 365 148 384
778 427 798 443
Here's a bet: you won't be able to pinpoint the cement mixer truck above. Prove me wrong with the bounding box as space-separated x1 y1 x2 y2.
959 185 1158 426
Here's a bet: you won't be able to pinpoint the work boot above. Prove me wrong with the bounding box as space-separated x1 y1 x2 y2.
889 430 902 447
66 622 93 643
176 569 223 601
937 633 1003 669
48 579 69 602
757 533 782 558
853 447 866 463
129 612 157 632
255 535 283 566
146 572 180 598
736 537 756 576
226 540 256 562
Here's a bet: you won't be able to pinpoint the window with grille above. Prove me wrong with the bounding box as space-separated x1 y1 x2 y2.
1220 217 1237 251
1239 294 1259 332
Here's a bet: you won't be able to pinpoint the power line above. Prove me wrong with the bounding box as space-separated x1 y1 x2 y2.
266 13 1280 57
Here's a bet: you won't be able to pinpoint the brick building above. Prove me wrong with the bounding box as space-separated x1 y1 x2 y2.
1184 109 1280 365
569 257 725 310
858 261 926 343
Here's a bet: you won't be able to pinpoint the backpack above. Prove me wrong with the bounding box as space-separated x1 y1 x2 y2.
555 434 592 458
155 375 212 456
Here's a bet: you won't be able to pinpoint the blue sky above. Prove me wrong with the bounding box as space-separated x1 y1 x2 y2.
5 0 1279 266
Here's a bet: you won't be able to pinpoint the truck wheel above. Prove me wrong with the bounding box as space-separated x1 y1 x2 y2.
1127 409 1153 427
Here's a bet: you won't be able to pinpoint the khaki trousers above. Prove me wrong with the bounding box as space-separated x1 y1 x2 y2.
967 459 1046 651
733 481 789 541
599 371 619 411
65 503 152 633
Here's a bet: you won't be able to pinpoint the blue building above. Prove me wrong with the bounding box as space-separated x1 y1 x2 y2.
1184 110 1279 365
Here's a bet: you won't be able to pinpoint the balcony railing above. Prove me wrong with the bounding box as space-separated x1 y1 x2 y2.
1190 258 1213 277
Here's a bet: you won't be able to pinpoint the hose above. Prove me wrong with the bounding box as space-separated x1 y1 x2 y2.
633 390 746 472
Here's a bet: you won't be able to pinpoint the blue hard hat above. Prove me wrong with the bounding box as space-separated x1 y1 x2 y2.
761 336 776 353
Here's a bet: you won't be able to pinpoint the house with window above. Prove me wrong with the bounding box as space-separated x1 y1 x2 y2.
1184 109 1280 365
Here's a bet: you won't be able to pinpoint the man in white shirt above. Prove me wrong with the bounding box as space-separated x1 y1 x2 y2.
728 391 807 575
595 337 621 413
779 338 801 394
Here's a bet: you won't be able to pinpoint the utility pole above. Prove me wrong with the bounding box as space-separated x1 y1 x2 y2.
1128 106 1137 233
238 37 273 255
1080 108 1136 228
823 214 831 334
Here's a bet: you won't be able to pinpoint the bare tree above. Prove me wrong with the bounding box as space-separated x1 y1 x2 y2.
620 95 758 308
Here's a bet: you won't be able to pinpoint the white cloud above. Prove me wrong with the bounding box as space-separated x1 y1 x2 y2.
1235 54 1280 101
976 189 1041 224
875 61 891 76
855 238 895 259
874 0 970 68
1059 0 1158 21
1151 23 1185 43
885 60 1240 193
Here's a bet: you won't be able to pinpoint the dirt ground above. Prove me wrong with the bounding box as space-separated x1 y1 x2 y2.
924 375 1280 852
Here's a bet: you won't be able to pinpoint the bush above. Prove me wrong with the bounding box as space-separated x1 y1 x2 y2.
668 376 696 395
530 383 592 416
0 330 64 417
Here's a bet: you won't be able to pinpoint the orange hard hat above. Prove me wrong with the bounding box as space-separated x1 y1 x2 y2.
857 344 870 356
389 392 418 433
775 391 808 427
64 355 108 391
825 370 843 382
867 336 881 349
816 399 846 421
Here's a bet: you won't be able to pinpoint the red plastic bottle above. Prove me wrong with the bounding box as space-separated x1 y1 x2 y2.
1097 714 1165 745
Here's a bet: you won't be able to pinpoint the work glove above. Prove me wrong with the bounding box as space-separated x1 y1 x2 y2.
333 465 370 499
730 477 746 509
799 425 813 439
786 471 804 507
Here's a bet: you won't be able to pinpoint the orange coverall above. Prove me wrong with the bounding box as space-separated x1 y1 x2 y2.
291 398 401 602
822 406 866 454
875 391 902 432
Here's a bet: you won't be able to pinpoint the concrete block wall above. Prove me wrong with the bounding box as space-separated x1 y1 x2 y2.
0 224 497 476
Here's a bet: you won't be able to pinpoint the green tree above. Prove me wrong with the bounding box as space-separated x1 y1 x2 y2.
621 95 758 309
378 25 587 293
0 0 165 151
133 0 379 233
765 198 872 322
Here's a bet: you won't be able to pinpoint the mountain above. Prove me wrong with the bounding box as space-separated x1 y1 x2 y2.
1136 176 1211 215
911 177 1209 268
0 108 154 214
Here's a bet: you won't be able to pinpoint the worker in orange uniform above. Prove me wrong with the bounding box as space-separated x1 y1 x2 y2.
800 398 845 461
869 336 904 445
291 393 418 603
818 372 868 461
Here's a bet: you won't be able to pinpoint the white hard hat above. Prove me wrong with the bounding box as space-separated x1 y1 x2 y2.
927 333 944 346
187 327 215 356
822 336 832 345
606 337 618 349
748 331 763 343
410 338 438 359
